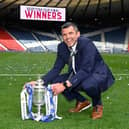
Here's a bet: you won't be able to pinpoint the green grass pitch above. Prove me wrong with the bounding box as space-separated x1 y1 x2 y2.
0 52 129 129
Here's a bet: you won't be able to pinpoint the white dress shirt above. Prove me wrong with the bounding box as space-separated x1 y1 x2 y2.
70 43 77 74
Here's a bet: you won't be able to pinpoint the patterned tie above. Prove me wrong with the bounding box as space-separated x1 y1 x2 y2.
69 47 76 74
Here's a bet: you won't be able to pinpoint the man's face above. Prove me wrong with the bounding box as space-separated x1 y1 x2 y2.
61 26 80 47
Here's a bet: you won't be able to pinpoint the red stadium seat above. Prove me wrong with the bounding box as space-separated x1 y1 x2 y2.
0 27 25 51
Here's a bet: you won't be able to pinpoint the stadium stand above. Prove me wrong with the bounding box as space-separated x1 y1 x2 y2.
34 32 57 41
80 26 100 34
6 28 44 52
34 32 60 52
0 43 8 51
105 27 127 53
105 27 126 44
0 27 25 51
0 25 128 53
80 26 128 53
87 34 101 42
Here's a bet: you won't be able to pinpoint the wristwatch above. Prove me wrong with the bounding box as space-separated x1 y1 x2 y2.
63 81 69 89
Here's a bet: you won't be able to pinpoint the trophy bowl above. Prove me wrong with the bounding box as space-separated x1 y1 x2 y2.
32 79 45 116
32 85 45 106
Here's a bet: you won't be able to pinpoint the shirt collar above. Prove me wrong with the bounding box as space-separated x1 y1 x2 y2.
71 42 77 51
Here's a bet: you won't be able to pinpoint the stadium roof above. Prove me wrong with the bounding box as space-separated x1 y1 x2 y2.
0 0 129 26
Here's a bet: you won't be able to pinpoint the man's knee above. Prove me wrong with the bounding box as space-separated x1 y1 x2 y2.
82 85 100 97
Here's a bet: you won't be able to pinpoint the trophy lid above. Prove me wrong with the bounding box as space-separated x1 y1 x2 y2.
33 78 45 89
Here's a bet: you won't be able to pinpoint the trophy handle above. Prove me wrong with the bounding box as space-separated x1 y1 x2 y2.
20 89 28 120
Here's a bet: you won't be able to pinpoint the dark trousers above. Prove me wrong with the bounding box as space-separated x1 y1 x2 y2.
52 73 102 106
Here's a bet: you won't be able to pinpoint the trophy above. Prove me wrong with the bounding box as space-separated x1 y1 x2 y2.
20 77 62 121
32 78 45 117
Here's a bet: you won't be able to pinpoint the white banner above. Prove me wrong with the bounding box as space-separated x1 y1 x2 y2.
20 5 66 21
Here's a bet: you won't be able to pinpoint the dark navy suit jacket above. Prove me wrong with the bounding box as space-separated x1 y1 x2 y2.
43 36 115 92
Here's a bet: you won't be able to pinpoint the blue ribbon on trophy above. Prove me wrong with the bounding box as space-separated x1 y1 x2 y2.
20 80 62 122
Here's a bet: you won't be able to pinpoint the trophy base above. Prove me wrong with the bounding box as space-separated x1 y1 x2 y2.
31 112 44 121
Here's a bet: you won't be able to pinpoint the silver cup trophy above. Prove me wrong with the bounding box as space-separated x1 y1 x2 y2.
20 78 62 121
32 78 45 117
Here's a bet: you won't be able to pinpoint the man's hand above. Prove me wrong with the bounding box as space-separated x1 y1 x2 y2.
51 83 65 95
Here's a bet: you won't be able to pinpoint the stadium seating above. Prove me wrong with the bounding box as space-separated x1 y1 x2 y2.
105 27 126 44
34 32 57 41
0 27 25 51
79 26 100 34
34 32 60 52
7 28 45 52
87 34 101 41
80 26 128 53
0 43 8 51
0 25 128 53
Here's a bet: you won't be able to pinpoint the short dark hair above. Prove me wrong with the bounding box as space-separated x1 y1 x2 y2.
61 22 79 32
